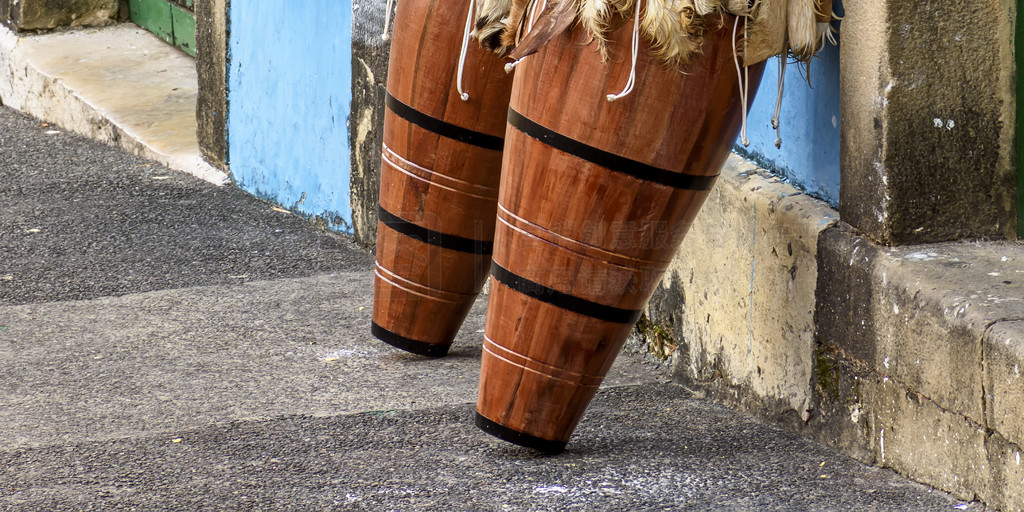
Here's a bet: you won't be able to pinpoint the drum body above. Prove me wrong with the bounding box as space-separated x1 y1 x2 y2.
476 15 766 451
372 0 514 357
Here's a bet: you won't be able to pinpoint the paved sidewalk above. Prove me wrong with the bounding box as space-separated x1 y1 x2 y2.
0 106 986 510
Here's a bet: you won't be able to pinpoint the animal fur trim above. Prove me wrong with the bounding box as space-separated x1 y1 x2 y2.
474 0 838 67
475 0 514 53
639 0 706 67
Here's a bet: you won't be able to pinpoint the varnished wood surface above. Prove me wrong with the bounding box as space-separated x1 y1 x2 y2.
372 0 513 353
501 15 760 264
478 15 765 444
386 0 512 137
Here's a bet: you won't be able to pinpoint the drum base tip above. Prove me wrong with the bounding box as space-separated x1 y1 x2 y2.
371 321 451 358
475 412 567 454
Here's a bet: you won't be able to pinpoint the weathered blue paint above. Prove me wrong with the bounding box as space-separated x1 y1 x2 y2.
740 36 841 207
227 3 354 232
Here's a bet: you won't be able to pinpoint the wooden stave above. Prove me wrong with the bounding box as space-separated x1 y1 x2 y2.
378 117 501 242
372 0 514 356
385 0 511 137
372 257 479 357
476 14 765 449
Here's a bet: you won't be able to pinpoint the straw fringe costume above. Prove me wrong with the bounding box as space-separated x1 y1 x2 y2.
474 0 838 67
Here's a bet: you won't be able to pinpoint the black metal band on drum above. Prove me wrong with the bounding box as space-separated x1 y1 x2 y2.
378 205 494 255
475 412 567 454
385 92 505 151
490 262 643 325
371 321 451 358
507 108 719 191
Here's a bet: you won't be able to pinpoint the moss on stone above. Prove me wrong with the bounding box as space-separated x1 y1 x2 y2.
635 313 677 362
814 345 840 401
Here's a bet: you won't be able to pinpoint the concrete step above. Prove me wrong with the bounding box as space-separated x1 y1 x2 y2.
0 23 224 184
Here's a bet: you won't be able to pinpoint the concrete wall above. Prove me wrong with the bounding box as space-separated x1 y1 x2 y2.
810 226 1024 509
649 156 838 426
226 2 354 232
195 0 227 171
349 0 389 246
640 155 1024 510
839 0 1017 244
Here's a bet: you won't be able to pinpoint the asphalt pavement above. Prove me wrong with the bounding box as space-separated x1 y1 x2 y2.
0 106 987 510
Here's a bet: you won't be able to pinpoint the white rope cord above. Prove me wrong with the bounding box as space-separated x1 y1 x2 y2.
381 0 396 41
771 55 786 148
606 0 642 102
504 58 525 74
504 0 548 75
732 15 750 146
456 0 476 101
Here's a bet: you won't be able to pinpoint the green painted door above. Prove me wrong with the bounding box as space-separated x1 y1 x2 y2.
129 0 196 56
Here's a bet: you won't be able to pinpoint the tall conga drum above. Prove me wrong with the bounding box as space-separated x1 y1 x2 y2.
475 14 766 451
372 0 514 357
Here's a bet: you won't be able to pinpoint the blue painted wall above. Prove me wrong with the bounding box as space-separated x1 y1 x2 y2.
227 2 354 232
739 28 842 207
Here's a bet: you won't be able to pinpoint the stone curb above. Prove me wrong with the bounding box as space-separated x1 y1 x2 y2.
641 155 1024 510
0 23 227 185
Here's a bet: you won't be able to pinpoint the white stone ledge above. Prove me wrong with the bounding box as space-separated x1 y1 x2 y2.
0 23 228 186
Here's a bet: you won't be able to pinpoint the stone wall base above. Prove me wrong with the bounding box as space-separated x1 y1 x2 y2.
638 155 1024 511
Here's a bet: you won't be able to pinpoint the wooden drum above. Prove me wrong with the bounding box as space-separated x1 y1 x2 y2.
372 0 514 357
476 15 765 451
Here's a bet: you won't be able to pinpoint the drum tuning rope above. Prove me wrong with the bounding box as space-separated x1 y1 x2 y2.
381 0 396 40
772 55 786 148
731 14 750 146
606 0 642 102
456 0 476 101
504 58 524 74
